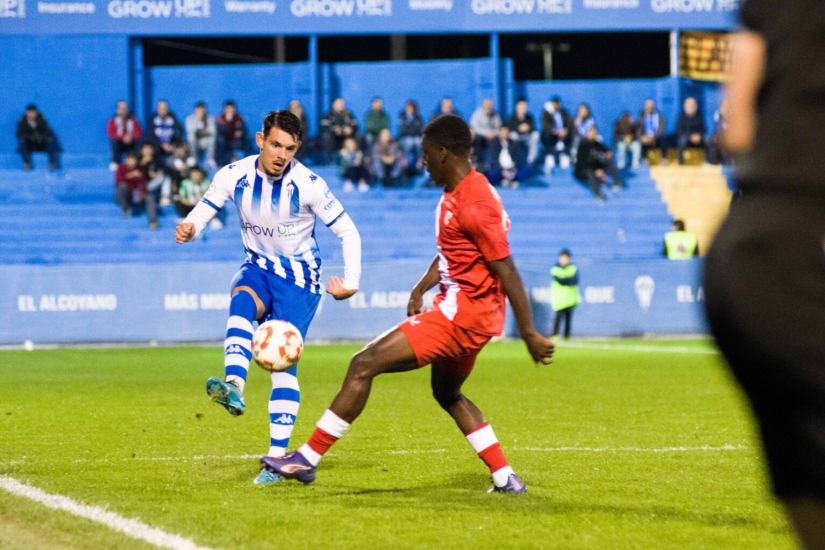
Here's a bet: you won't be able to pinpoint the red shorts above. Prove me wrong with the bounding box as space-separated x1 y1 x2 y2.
398 308 492 375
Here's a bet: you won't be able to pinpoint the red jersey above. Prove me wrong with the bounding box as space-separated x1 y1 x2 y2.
433 169 512 336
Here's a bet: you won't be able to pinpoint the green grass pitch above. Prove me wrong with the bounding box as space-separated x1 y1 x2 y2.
0 340 797 549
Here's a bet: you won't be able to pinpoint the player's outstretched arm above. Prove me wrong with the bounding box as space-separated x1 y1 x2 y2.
487 256 554 365
175 222 196 244
408 255 440 316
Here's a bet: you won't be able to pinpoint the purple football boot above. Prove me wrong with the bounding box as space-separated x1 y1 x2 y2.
260 452 316 484
489 473 528 494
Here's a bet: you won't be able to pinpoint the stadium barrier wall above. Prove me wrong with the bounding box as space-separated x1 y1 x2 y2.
0 258 707 345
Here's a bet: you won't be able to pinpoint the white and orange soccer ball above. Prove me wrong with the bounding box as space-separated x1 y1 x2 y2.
251 320 304 372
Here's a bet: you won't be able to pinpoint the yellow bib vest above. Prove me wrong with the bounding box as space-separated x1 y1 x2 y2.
551 264 580 311
665 231 698 260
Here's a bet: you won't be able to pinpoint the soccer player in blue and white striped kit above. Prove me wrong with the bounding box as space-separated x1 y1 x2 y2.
175 111 361 484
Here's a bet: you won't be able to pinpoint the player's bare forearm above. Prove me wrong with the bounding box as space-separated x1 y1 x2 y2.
408 256 440 316
487 256 554 365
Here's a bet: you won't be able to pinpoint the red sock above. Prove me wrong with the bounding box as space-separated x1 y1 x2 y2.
306 427 338 456
478 442 509 473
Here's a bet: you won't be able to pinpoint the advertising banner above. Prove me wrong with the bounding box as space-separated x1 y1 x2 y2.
680 30 732 82
0 0 740 35
0 258 707 345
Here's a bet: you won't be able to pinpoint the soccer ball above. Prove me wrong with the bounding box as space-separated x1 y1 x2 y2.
251 320 304 372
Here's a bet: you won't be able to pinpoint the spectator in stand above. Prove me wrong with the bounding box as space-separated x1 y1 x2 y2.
488 126 532 188
430 97 461 122
470 99 502 169
708 99 733 165
613 112 641 170
216 101 249 166
541 96 573 172
321 98 359 163
371 128 404 188
107 101 143 170
288 100 311 162
338 137 369 193
506 98 540 165
574 126 624 201
185 102 216 169
398 100 424 174
165 142 195 192
572 103 596 162
148 100 183 161
115 150 157 228
175 166 224 230
637 99 667 162
16 104 61 170
677 96 706 164
364 97 390 150
139 143 171 207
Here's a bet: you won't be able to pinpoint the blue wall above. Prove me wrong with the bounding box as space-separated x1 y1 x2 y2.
0 36 130 164
0 259 707 344
150 63 314 138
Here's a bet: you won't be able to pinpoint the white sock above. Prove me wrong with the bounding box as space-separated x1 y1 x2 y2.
298 444 322 466
492 466 515 487
225 375 245 392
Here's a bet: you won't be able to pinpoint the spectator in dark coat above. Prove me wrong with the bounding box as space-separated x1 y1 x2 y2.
107 101 143 170
506 98 540 164
147 100 183 160
637 99 667 161
16 104 61 170
321 98 359 163
677 97 706 164
115 150 157 228
216 101 249 166
574 126 625 200
488 126 532 188
398 100 425 174
541 96 573 171
613 112 641 170
288 100 311 162
364 97 390 150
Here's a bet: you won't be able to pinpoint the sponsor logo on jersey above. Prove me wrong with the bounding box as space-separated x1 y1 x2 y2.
291 0 390 17
272 414 294 425
236 175 250 189
634 275 655 311
242 222 277 237
225 344 247 355
108 0 209 19
471 0 571 15
0 0 26 17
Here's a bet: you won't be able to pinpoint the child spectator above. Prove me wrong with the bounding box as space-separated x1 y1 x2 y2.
107 101 143 170
185 102 216 169
613 112 641 170
321 98 359 163
216 101 249 166
165 143 195 192
16 104 61 170
148 100 183 161
398 100 424 174
338 137 369 193
115 150 157 228
371 128 404 188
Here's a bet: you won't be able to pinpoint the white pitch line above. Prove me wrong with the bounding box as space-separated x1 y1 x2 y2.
0 475 220 550
0 445 749 468
555 342 720 355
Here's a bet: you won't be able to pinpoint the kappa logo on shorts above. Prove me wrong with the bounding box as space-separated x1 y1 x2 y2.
236 175 250 189
225 344 247 355
272 414 294 425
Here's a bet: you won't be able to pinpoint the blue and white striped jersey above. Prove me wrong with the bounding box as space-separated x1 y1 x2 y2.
200 155 346 295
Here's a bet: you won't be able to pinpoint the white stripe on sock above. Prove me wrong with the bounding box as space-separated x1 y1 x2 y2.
270 371 300 391
269 423 295 441
227 316 254 333
224 355 249 368
267 446 286 458
268 400 299 415
466 424 497 454
316 409 350 439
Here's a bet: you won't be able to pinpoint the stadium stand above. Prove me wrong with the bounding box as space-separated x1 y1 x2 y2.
0 163 670 266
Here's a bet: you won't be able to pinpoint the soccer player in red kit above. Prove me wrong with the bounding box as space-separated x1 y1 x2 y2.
261 115 554 493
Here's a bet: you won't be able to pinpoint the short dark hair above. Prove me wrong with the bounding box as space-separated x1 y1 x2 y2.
262 110 303 143
560 249 571 257
190 165 205 175
673 219 685 231
25 104 37 112
195 101 206 109
423 115 472 156
224 100 236 108
125 150 138 160
516 98 528 105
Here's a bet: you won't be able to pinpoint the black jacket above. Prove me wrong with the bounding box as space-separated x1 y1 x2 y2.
574 139 611 180
398 111 424 138
17 114 54 144
676 113 706 138
489 138 528 171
